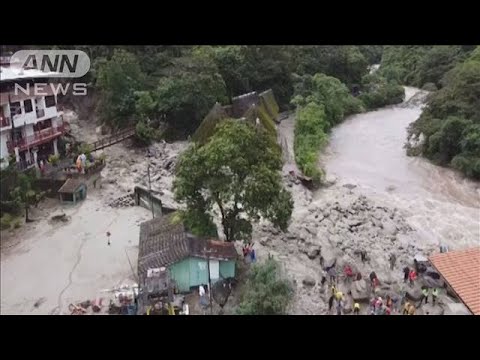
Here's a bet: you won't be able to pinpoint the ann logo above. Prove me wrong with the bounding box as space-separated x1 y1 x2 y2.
11 50 90 78
23 53 79 73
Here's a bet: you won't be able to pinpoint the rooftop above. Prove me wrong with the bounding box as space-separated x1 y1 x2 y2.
0 66 60 82
58 178 85 194
429 247 480 315
138 214 237 283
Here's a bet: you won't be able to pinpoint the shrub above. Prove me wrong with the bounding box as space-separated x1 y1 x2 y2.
293 102 328 185
0 213 13 230
13 219 21 229
48 154 60 166
237 258 293 315
422 82 438 92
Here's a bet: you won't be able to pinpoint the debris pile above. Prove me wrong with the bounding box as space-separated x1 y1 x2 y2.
109 193 135 208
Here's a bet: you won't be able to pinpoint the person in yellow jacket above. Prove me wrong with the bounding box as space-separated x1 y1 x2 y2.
335 291 344 301
353 302 360 315
422 287 429 304
432 288 439 305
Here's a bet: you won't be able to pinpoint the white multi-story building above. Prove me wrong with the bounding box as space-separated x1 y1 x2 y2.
0 58 65 170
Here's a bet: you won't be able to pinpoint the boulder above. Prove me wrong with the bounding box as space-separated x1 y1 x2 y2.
259 237 269 246
307 248 320 260
351 279 370 302
418 303 444 316
405 287 423 302
421 276 444 289
382 220 397 236
303 276 316 287
444 303 471 315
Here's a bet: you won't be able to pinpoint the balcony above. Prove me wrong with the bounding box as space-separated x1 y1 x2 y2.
7 124 66 152
0 114 11 128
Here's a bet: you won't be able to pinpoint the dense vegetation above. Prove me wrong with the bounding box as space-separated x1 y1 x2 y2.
237 258 293 315
291 74 364 184
174 120 293 242
0 168 44 227
380 45 476 89
406 47 480 179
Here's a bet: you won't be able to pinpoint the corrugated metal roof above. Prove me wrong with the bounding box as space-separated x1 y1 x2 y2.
138 215 238 284
429 247 480 315
58 178 84 194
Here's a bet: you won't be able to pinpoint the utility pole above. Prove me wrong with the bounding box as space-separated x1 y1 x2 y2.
147 160 155 219
204 247 214 315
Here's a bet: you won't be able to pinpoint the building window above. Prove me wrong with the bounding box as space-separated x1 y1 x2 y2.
24 99 33 113
10 102 21 117
45 95 56 108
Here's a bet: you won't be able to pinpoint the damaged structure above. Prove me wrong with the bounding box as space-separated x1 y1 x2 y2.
192 89 280 144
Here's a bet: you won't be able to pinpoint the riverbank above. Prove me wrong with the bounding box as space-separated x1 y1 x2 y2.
267 86 479 314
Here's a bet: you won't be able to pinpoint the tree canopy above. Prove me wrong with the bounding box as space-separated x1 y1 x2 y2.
406 46 480 179
174 120 293 242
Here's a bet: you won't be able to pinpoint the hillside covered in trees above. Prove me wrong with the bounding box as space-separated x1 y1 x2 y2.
405 47 480 179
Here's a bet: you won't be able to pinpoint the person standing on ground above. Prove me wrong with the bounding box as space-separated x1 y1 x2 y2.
408 304 416 315
336 299 344 315
369 271 378 292
409 269 417 287
106 231 111 246
335 291 344 303
422 287 429 304
331 283 337 297
403 266 410 283
319 256 325 268
386 295 393 310
328 266 337 285
389 253 397 270
403 301 411 315
432 288 439 305
360 250 367 263
328 295 335 313
321 269 327 287
353 302 360 315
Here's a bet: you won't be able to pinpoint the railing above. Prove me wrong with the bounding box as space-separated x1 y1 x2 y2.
36 109 45 118
89 127 136 151
7 124 66 151
0 115 10 128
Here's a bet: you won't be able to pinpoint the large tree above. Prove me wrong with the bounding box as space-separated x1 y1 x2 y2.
11 171 44 222
155 53 228 137
96 49 145 128
174 120 293 242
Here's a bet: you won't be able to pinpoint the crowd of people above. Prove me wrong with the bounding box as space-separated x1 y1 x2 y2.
322 250 442 315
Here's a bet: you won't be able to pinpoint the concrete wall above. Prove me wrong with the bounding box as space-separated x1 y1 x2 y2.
170 257 236 293
219 260 236 279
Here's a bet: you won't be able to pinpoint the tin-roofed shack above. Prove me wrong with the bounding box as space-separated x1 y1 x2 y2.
138 213 238 294
58 178 87 205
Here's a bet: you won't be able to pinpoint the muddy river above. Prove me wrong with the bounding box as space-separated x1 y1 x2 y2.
321 87 480 250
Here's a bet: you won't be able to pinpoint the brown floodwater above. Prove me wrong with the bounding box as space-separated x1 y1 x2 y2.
320 87 479 250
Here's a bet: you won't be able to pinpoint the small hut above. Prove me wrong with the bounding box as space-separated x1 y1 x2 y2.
58 178 87 205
